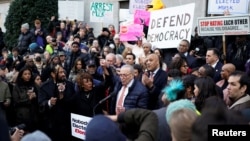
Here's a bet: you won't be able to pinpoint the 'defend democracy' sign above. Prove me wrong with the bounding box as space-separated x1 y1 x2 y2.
147 3 195 49
198 15 250 36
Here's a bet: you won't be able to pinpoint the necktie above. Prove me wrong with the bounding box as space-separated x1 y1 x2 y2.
149 72 154 81
116 86 127 114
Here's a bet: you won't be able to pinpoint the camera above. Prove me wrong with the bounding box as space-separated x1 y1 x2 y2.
146 5 153 8
35 56 42 62
9 124 26 135
194 47 200 55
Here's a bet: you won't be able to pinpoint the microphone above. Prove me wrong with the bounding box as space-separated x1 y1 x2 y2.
93 92 116 116
98 92 116 105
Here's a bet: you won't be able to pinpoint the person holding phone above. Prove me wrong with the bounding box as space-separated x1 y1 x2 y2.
12 67 39 132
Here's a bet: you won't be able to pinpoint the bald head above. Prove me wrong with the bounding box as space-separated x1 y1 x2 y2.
146 53 160 71
221 63 236 79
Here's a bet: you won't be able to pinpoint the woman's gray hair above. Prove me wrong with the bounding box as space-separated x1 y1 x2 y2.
116 54 123 62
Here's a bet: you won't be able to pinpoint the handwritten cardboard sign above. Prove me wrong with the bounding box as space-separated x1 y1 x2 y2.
134 10 150 26
129 0 151 14
120 23 144 41
208 0 249 14
90 2 114 23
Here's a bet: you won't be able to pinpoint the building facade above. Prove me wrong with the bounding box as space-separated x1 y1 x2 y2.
0 0 207 35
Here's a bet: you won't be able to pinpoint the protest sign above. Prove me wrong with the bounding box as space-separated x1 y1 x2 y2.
129 0 151 14
134 10 150 26
208 0 249 14
58 1 84 21
147 3 195 49
119 9 134 23
90 2 114 23
71 113 92 140
198 15 250 36
120 23 144 41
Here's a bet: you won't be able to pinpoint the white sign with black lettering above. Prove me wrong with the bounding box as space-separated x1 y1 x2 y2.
198 15 250 36
71 113 92 140
147 3 195 49
208 0 249 14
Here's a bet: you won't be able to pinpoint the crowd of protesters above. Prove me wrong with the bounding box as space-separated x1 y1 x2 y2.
0 14 250 141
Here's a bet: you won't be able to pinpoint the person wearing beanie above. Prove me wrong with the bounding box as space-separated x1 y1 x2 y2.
22 23 29 30
85 115 126 141
86 108 158 141
17 23 36 55
166 99 200 141
166 99 200 123
21 130 51 141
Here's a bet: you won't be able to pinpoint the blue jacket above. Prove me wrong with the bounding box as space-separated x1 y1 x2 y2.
110 79 148 114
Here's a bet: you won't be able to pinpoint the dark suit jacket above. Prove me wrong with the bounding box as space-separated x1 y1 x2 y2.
38 80 75 141
147 69 168 110
213 61 223 83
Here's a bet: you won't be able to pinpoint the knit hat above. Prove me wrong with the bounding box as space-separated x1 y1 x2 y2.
86 59 96 67
58 51 65 56
21 130 51 141
71 41 80 47
102 27 111 35
21 23 29 29
166 99 200 123
29 43 39 52
85 115 126 141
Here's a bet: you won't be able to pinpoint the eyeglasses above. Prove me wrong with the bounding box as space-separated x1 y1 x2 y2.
119 73 131 78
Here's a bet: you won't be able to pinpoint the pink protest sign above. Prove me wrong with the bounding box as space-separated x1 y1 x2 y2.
120 24 143 41
134 10 150 26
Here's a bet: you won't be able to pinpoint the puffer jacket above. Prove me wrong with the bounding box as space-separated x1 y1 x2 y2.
17 31 35 55
110 79 149 114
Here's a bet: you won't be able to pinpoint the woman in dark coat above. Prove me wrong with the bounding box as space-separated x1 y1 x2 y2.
12 67 39 132
71 72 108 117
